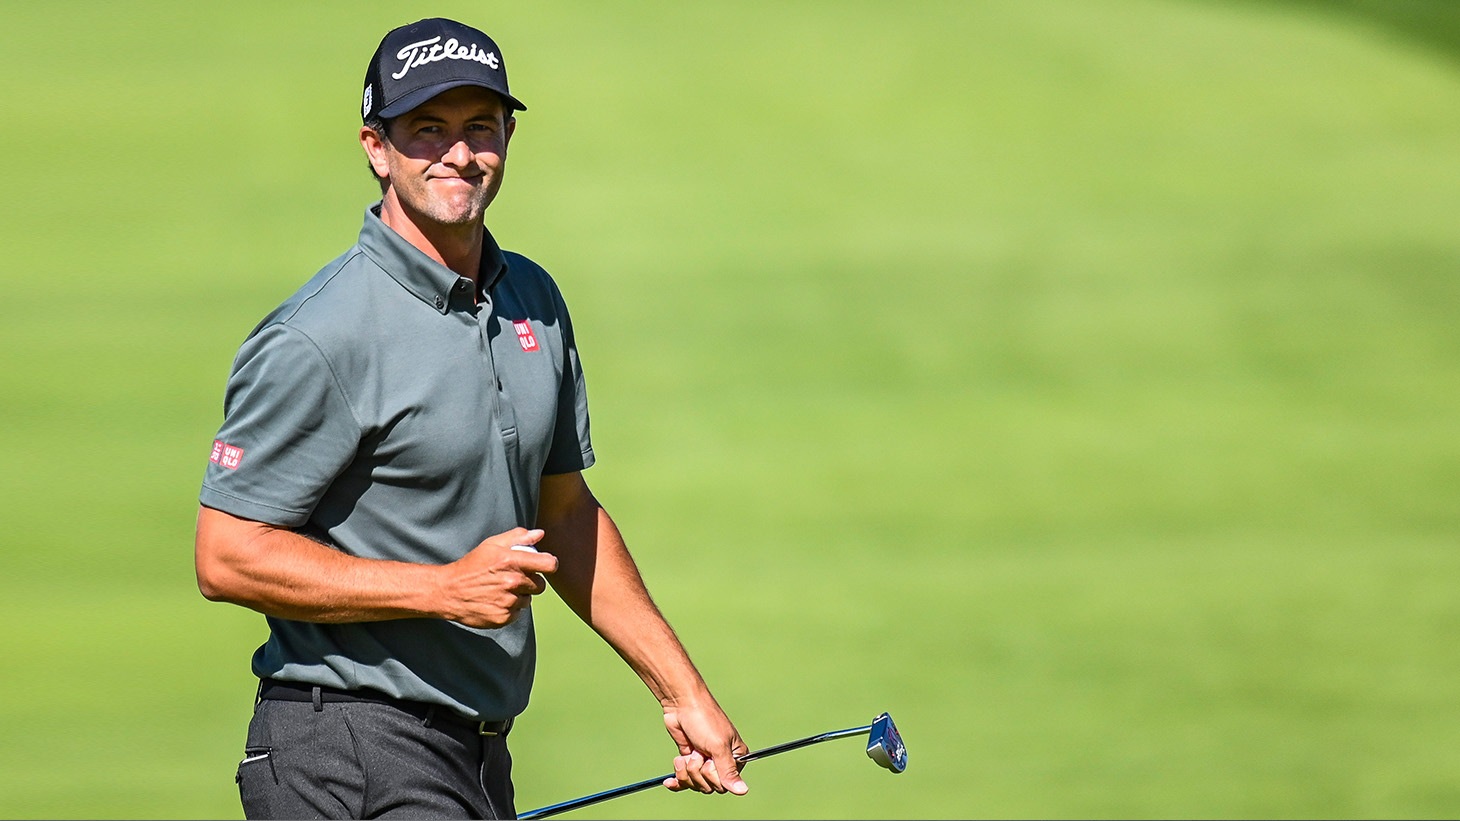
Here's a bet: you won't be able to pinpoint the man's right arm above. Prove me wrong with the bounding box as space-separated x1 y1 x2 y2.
194 505 558 628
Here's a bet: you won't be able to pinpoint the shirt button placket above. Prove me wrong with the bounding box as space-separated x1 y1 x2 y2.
479 296 502 411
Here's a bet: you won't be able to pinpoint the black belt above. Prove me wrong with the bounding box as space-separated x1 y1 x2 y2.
257 678 512 737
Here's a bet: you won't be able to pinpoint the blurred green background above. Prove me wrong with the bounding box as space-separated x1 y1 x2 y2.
3 0 1458 817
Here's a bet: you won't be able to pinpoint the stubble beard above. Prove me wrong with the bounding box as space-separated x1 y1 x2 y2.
399 175 498 228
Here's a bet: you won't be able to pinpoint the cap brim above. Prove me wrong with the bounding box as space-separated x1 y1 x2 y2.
376 79 526 119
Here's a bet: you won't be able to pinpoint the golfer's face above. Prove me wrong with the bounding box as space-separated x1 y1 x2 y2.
381 86 514 226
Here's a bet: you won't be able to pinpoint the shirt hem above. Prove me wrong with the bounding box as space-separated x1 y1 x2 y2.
199 485 311 527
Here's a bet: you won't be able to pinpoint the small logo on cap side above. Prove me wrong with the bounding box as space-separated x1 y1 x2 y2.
392 36 499 80
362 84 373 118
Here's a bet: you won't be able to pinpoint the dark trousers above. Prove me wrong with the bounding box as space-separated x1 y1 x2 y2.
236 695 516 819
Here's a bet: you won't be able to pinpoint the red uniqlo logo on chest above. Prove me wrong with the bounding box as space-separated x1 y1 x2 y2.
211 440 244 470
513 321 539 352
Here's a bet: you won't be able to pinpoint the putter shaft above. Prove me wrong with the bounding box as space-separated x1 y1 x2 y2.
517 722 876 820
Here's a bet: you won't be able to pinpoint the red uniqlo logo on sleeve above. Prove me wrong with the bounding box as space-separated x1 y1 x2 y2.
513 321 539 352
211 440 244 470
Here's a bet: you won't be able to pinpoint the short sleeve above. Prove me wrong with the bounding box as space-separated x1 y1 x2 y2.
199 323 362 526
542 292 594 475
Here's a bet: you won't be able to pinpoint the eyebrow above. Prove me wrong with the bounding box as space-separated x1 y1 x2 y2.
404 110 501 126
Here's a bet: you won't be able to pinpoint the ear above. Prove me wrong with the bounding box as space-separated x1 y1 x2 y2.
504 115 517 150
360 126 392 181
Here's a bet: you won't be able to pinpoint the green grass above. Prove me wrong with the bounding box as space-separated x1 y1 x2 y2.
1261 0 1460 68
3 0 1460 817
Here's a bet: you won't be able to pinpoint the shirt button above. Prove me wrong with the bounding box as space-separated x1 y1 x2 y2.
455 279 469 291
434 295 445 309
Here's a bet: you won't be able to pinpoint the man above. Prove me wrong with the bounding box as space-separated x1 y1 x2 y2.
194 17 748 819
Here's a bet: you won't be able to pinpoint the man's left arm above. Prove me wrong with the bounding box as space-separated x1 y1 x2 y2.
536 470 749 796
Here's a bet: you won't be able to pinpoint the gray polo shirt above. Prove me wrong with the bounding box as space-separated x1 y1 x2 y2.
200 204 593 721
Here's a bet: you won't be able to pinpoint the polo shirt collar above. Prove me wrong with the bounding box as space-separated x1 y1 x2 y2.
357 203 509 314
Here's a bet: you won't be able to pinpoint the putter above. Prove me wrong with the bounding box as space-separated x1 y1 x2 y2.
518 712 906 820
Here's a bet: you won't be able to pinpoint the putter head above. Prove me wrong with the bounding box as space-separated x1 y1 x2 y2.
864 712 907 773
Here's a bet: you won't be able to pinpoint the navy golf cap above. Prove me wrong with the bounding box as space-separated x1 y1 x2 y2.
362 18 526 122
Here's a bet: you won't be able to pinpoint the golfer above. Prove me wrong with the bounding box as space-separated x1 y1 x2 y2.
194 17 747 819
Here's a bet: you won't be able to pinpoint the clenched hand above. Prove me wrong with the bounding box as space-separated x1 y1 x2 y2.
436 527 558 628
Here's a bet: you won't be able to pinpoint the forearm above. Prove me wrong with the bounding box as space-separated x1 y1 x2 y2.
195 505 444 623
537 472 749 794
538 477 711 707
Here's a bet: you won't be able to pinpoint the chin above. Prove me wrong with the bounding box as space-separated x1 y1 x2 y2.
425 199 488 226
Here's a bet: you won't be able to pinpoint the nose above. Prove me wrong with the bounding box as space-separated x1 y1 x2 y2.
442 138 473 169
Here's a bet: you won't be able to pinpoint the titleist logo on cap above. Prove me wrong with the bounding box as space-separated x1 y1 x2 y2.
363 18 527 122
392 36 500 80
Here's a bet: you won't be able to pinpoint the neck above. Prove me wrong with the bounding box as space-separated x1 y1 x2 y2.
378 189 484 282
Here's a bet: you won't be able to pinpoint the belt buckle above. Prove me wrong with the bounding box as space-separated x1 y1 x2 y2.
477 721 499 737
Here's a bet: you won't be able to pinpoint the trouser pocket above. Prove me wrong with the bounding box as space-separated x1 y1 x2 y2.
236 746 275 783
236 745 278 818
235 699 367 819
